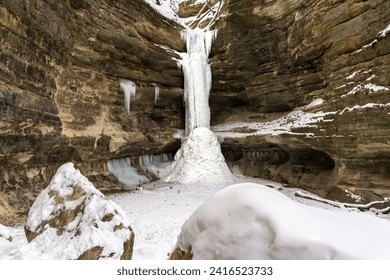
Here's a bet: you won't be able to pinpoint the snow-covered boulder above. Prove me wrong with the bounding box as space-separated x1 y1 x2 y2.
163 127 235 184
25 163 135 260
0 224 12 242
171 183 390 260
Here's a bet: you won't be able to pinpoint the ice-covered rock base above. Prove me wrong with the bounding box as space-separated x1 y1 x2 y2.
163 127 235 184
171 182 390 260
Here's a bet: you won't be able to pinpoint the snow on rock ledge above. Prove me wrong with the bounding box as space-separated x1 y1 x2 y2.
25 163 134 260
163 127 235 184
171 183 390 260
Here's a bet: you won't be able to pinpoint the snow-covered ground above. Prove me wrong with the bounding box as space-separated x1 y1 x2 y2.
174 182 390 259
1 175 390 260
108 179 390 260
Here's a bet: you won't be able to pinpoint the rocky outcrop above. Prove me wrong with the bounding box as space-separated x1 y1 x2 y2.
0 0 184 223
25 163 134 259
211 0 390 201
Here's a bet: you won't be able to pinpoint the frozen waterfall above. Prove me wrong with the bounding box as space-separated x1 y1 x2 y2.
181 28 216 135
163 28 234 184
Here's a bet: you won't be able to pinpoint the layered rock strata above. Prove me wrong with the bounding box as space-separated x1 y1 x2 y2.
210 0 390 201
0 0 184 223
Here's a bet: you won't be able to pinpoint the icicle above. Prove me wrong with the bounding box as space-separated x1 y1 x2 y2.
108 157 148 189
119 78 136 114
138 153 173 179
152 83 160 104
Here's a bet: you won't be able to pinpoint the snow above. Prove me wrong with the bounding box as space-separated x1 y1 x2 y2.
174 183 390 259
378 23 390 38
5 163 133 259
0 224 11 240
340 103 390 114
163 127 235 184
3 177 390 260
342 83 389 98
345 190 363 203
304 98 324 109
212 110 335 139
355 23 390 53
119 78 136 114
108 157 149 189
143 0 184 25
364 83 389 93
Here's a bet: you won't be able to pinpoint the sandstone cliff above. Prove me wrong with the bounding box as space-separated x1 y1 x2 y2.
0 0 185 223
1 0 389 223
210 0 390 201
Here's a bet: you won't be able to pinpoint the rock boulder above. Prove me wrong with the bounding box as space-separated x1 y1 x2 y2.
25 163 134 260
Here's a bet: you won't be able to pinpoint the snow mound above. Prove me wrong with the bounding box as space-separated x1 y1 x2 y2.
23 163 134 260
172 183 390 259
163 127 235 184
0 224 12 242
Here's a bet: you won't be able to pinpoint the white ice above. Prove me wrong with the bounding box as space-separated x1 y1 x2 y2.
108 157 149 189
139 153 173 179
153 83 160 104
181 28 216 135
119 78 136 114
163 127 235 184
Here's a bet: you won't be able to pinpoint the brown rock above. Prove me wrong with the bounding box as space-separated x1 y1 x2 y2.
212 0 390 200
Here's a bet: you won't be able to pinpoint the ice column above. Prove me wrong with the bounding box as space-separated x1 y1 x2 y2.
119 78 136 114
181 28 217 135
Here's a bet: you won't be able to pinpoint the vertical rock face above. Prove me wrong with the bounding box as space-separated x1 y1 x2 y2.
0 0 185 223
211 0 390 200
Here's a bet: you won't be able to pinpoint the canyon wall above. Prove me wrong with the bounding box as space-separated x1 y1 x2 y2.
211 0 390 201
0 0 185 223
1 0 389 223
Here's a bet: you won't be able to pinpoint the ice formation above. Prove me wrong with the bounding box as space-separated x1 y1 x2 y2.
181 28 216 135
173 182 390 259
108 157 148 189
139 153 173 179
153 83 160 104
163 127 235 184
163 27 234 184
119 78 136 114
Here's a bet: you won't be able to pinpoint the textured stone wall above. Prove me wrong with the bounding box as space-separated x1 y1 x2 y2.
0 0 185 223
1 0 389 223
211 0 390 201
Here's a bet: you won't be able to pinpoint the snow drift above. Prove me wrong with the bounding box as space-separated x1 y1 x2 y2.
172 182 390 259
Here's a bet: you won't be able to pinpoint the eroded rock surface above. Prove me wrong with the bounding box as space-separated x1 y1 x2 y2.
1 0 389 223
0 0 184 222
211 0 390 201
